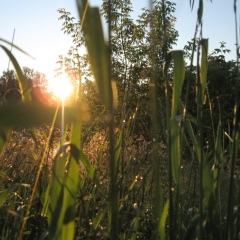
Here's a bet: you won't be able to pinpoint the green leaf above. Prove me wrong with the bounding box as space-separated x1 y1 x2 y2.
0 183 30 207
0 38 35 59
202 152 214 208
164 50 185 117
93 209 107 230
48 146 68 240
198 0 203 24
0 45 31 103
164 51 185 184
170 117 181 184
200 39 208 103
77 0 113 109
158 199 169 240
213 122 222 196
171 51 185 117
79 150 104 194
48 142 81 240
0 104 87 127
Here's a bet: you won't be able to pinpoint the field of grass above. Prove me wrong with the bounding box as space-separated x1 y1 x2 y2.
1 0 240 239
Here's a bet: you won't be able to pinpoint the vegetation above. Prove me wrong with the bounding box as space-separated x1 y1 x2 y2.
0 0 240 239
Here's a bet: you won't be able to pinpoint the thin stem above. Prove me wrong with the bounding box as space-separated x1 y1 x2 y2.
108 0 118 239
224 1 240 239
18 104 60 240
196 24 204 240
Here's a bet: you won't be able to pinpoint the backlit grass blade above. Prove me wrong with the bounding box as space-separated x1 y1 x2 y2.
0 104 88 127
0 44 32 153
164 50 185 117
164 50 185 184
79 149 104 194
77 0 113 109
48 143 80 240
170 117 181 184
77 1 118 238
0 45 31 103
0 38 35 59
48 146 68 239
171 51 185 117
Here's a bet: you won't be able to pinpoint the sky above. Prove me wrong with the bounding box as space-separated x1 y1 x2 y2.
0 0 238 80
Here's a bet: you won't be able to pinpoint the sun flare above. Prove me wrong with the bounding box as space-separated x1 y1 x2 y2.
48 75 73 100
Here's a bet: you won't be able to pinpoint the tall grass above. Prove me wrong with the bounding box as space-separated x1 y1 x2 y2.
0 0 240 239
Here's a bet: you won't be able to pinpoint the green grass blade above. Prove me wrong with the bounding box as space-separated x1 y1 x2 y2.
171 51 185 117
213 122 222 196
77 0 113 109
79 150 104 194
92 209 107 231
48 146 68 239
200 39 208 103
0 45 31 103
164 50 185 117
0 183 30 207
170 117 181 184
61 140 80 239
0 128 10 157
48 143 80 240
0 104 86 127
159 199 169 240
202 152 213 207
0 38 35 59
197 0 203 24
164 51 185 184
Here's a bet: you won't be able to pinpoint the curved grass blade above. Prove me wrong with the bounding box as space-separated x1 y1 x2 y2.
170 51 185 117
0 104 88 127
0 183 30 207
77 0 113 110
48 140 104 239
170 117 181 184
79 150 104 193
158 199 169 240
0 38 35 59
0 45 31 103
164 50 185 184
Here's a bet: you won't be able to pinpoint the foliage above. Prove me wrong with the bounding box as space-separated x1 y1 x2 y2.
0 0 240 239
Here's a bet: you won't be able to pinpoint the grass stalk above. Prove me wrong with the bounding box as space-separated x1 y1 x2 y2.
224 1 240 238
160 0 174 238
148 0 164 238
18 103 60 240
107 0 119 238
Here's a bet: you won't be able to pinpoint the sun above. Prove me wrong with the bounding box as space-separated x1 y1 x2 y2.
48 74 73 100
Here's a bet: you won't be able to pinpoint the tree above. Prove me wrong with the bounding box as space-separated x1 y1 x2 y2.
0 67 50 105
206 43 238 140
101 0 179 140
57 9 91 87
182 41 239 149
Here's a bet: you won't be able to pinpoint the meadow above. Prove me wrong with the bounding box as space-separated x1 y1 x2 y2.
0 0 240 239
